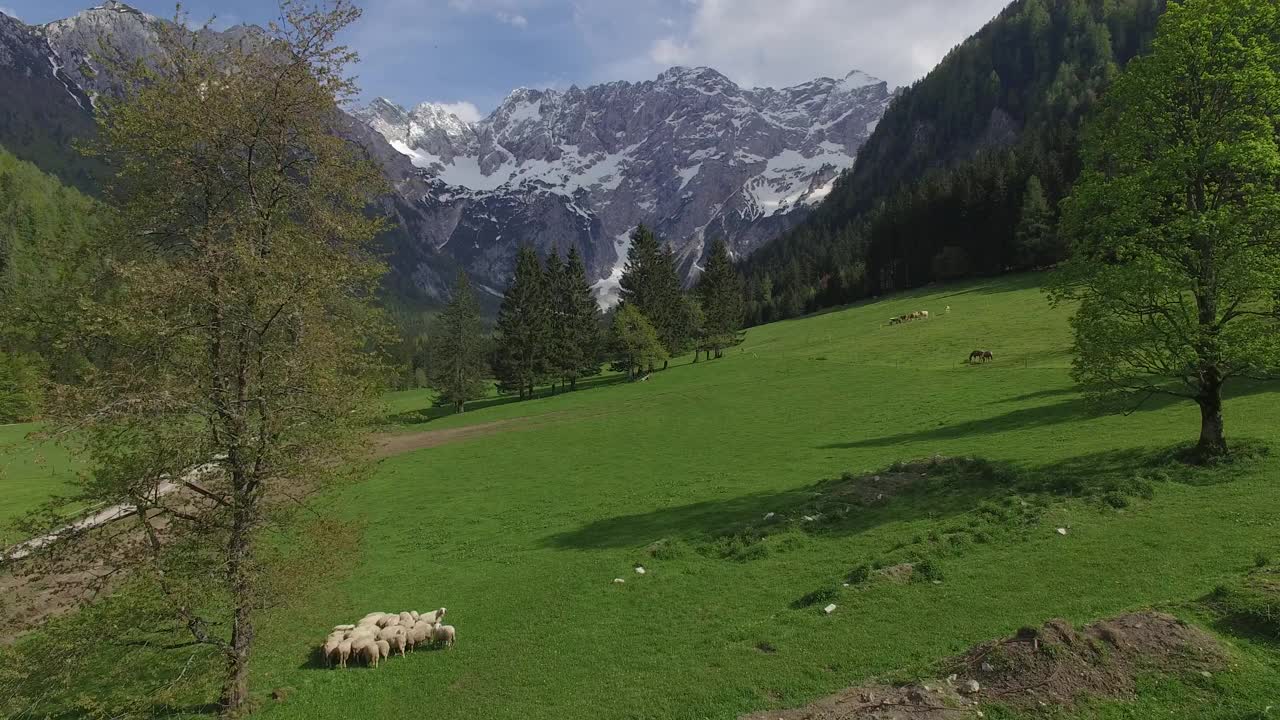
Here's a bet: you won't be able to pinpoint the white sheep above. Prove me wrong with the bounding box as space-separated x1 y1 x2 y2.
384 627 409 657
322 637 342 667
332 624 356 632
420 607 447 625
376 639 391 663
409 610 421 621
337 639 353 669
408 620 435 650
359 612 387 625
352 637 378 668
432 624 456 649
376 614 400 628
398 611 414 625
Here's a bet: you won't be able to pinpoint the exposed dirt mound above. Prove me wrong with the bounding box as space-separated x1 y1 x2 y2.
739 612 1226 720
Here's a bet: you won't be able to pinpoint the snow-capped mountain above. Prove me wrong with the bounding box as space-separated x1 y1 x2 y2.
0 2 896 306
358 67 895 305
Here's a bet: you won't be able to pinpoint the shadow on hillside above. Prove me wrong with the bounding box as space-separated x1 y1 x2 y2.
386 375 629 426
818 383 1276 451
543 443 1267 552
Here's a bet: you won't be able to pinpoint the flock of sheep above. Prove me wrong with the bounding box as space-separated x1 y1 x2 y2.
321 608 456 669
888 306 950 326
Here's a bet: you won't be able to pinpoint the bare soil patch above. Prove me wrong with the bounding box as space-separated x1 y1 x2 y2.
740 611 1226 720
372 418 526 459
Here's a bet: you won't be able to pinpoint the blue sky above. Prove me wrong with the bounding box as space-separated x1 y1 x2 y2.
1 1 1010 120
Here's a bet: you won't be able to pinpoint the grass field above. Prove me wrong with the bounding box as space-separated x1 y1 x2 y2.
4 273 1279 718
0 424 81 543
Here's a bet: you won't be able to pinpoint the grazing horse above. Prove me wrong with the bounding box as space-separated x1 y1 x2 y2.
982 350 994 362
969 350 985 364
889 317 901 325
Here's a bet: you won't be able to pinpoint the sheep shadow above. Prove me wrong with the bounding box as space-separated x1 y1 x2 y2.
542 443 1266 552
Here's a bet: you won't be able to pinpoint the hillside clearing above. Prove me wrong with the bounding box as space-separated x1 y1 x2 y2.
3 274 1279 719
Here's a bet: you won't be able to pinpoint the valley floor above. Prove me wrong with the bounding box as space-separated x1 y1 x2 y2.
3 273 1279 718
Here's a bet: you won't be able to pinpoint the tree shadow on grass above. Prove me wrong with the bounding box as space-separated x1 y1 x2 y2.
386 374 629 426
818 383 1276 451
543 443 1270 552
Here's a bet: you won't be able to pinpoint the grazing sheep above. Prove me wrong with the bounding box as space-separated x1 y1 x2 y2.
359 612 387 625
889 317 901 326
352 637 377 668
920 310 929 319
432 624 456 648
337 640 353 669
376 639 391 663
332 624 355 632
409 610 420 621
376 615 400 628
322 637 342 667
408 621 435 650
420 607 447 625
385 629 409 657
398 611 414 625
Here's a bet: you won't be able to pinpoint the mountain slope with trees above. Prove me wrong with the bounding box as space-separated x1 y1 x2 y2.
740 0 1167 325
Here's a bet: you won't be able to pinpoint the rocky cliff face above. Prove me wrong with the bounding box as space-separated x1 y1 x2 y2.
358 67 895 305
1 2 897 306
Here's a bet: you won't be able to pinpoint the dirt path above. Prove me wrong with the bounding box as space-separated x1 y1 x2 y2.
372 418 528 459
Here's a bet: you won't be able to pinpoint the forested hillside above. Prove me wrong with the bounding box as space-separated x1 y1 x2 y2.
0 146 100 421
739 0 1167 325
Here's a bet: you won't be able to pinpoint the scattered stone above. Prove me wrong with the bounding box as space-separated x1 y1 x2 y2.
932 580 943 585
946 674 957 685
763 512 776 521
980 662 995 673
803 515 816 522
612 578 625 584
842 583 850 588
858 691 874 704
1200 670 1211 678
962 679 981 694
634 566 646 575
1057 527 1069 536
823 603 837 615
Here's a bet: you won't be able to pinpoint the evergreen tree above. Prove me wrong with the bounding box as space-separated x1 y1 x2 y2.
494 247 551 399
696 238 745 359
1015 175 1057 268
559 247 603 389
609 303 667 380
426 272 490 413
619 225 690 369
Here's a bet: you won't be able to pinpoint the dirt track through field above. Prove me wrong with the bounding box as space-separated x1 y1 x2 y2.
372 418 528 459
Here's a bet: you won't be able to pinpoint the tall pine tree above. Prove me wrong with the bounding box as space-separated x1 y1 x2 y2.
696 238 745 360
494 247 550 399
619 225 690 370
1015 175 1059 268
426 272 490 413
557 246 603 390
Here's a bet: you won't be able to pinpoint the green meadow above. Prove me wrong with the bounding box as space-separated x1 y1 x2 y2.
5 273 1279 718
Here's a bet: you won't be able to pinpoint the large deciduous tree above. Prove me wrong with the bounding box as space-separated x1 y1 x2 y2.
609 303 667 381
1051 0 1280 460
30 2 390 713
427 272 490 412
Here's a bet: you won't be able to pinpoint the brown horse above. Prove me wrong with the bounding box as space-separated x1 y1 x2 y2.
982 350 994 362
968 350 984 363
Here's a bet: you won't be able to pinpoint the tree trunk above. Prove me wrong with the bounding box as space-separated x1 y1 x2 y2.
1195 377 1227 460
570 377 577 391
220 488 254 715
662 359 669 371
715 348 723 359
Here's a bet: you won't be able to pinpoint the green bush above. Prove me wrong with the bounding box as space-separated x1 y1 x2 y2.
792 584 840 609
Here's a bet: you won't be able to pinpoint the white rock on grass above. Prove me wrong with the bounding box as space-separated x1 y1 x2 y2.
823 604 837 615
763 512 775 521
634 566 646 575
613 578 625 584
1056 527 1069 536
963 679 981 694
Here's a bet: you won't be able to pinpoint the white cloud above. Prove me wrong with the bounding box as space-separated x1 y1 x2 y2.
496 11 528 28
587 0 1011 89
435 100 484 123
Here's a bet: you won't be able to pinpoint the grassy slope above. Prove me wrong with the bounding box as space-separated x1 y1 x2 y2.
240 274 1280 720
0 424 80 543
